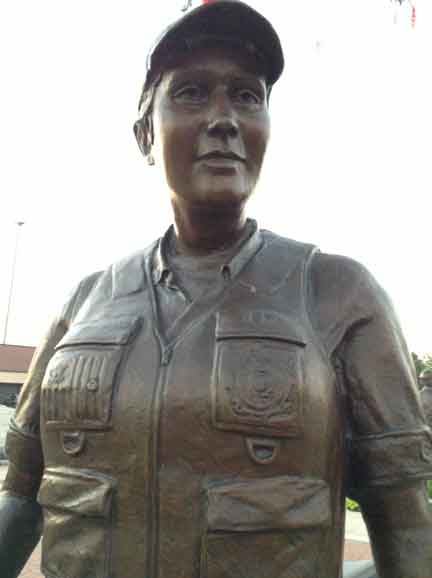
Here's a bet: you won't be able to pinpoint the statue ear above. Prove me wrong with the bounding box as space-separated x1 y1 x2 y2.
133 117 153 159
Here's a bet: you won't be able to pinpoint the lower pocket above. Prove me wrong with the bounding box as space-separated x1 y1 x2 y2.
201 476 330 578
37 467 116 578
203 528 323 578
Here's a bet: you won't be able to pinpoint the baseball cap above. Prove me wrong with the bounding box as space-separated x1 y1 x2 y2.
143 1 284 94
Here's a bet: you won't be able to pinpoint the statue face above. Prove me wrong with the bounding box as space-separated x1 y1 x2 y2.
150 45 270 207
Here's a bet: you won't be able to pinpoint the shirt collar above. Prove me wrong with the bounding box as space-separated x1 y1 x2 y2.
152 230 171 285
152 219 263 285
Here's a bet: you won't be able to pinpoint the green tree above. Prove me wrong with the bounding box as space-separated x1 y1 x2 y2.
424 355 432 371
412 353 432 386
412 352 426 381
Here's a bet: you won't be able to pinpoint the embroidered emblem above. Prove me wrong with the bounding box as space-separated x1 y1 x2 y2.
227 345 296 422
47 363 68 386
213 341 304 437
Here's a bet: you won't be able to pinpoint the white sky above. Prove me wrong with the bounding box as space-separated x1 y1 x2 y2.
0 0 431 355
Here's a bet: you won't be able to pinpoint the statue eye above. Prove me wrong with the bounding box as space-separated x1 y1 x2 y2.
173 84 207 103
234 88 263 107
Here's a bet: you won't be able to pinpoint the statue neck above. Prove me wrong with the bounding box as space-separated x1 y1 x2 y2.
171 198 248 256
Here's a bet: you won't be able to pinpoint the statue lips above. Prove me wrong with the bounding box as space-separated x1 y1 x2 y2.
196 150 246 173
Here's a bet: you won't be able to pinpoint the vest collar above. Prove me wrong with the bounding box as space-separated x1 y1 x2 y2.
111 242 157 298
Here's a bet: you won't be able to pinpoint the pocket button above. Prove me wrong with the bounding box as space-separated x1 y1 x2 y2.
86 377 99 392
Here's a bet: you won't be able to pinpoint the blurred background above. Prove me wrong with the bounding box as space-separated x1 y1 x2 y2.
0 0 430 356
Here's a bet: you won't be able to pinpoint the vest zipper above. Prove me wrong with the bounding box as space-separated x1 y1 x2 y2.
146 344 171 578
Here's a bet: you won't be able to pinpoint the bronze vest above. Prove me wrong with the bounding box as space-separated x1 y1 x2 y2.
38 232 346 578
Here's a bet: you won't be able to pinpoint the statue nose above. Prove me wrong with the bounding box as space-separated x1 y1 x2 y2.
206 92 239 139
206 115 239 139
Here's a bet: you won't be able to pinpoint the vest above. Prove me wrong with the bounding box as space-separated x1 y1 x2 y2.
37 231 346 578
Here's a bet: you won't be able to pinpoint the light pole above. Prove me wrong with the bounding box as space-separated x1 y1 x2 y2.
3 221 25 344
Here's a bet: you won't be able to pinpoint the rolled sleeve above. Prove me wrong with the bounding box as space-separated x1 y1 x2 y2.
309 252 432 493
350 429 432 488
339 266 432 490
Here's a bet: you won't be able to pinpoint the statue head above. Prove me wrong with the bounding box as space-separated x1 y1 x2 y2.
133 1 284 208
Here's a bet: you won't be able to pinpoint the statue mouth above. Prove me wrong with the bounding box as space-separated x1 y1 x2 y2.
197 150 245 163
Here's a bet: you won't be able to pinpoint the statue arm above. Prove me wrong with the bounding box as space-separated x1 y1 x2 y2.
334 262 432 577
0 271 102 578
0 491 43 578
308 252 432 576
0 320 62 578
360 480 432 578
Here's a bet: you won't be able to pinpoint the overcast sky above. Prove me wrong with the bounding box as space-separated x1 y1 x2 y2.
1 0 431 355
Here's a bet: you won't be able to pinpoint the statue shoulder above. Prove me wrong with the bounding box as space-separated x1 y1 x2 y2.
307 251 396 355
309 252 379 299
61 240 159 325
261 229 317 256
59 270 104 327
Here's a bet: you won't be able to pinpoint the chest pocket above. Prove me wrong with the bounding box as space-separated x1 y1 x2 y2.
42 316 142 431
211 310 307 438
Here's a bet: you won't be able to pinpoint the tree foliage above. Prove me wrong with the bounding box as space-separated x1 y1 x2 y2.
412 353 432 387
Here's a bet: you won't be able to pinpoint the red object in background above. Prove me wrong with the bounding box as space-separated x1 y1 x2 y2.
411 5 416 28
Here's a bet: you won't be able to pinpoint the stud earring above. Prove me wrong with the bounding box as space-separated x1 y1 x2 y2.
147 153 155 166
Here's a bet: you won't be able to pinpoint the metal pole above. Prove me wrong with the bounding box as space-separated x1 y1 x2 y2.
3 221 25 344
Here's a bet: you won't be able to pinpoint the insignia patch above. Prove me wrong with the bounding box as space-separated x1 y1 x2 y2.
212 340 304 438
42 346 123 430
47 364 69 387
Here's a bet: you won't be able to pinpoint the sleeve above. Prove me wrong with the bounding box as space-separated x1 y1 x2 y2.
1 271 102 499
309 253 432 495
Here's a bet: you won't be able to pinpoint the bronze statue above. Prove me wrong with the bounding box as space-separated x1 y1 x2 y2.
1 2 432 577
420 369 432 428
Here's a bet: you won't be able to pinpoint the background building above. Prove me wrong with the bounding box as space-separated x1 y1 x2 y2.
0 344 35 406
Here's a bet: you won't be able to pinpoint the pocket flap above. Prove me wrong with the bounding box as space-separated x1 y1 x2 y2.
216 310 306 346
207 476 330 532
38 468 115 518
42 346 123 430
56 316 142 349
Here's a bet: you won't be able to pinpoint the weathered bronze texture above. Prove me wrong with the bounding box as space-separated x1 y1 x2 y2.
420 370 432 428
1 2 432 577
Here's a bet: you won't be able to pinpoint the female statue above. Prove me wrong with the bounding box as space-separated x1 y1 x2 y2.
1 2 431 577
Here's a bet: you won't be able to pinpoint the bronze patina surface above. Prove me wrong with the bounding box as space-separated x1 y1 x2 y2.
1 2 432 578
420 370 432 428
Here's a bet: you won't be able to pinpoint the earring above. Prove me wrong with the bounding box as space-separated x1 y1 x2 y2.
147 153 155 166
